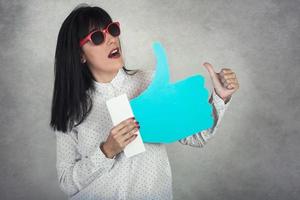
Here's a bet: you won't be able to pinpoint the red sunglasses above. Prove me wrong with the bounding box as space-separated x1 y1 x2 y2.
79 21 121 47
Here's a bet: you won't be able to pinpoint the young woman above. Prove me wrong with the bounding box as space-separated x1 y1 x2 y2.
50 5 238 200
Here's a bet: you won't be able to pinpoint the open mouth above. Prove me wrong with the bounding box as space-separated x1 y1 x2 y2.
108 47 121 59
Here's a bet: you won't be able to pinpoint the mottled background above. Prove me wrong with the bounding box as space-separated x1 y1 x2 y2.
0 0 299 199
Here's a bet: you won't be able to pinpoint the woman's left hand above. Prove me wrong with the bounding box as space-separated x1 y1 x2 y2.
203 62 239 103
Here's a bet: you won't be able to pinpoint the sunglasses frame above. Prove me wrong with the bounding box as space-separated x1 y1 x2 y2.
79 21 120 47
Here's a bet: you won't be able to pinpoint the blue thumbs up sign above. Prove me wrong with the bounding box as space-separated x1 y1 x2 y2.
130 42 214 143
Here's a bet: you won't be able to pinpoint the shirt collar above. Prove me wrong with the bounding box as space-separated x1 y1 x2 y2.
92 68 126 93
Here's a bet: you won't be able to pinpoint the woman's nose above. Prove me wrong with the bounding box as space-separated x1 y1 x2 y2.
106 33 118 44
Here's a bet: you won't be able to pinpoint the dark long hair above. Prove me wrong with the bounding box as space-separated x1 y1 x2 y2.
50 5 138 133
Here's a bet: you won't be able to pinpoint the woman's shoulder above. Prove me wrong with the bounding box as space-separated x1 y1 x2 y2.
132 68 155 83
124 68 156 93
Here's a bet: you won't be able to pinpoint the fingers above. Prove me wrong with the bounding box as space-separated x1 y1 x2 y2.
224 81 238 90
221 78 237 85
227 81 237 90
123 133 138 146
218 69 238 90
219 68 232 75
118 120 139 136
203 63 218 82
203 62 223 89
123 127 139 142
220 73 236 80
110 117 139 142
105 117 140 156
230 82 239 89
111 117 135 133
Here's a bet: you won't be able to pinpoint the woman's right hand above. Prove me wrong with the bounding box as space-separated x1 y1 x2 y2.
101 117 140 158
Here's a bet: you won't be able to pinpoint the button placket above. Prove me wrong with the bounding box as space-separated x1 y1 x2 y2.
105 83 114 97
110 83 122 97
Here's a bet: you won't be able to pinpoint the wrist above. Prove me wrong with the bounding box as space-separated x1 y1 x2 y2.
100 142 115 159
223 96 231 104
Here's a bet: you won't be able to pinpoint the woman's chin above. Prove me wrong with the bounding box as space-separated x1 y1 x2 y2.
115 60 125 69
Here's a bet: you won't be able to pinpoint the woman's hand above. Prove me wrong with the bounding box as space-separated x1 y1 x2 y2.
101 117 140 158
203 62 239 103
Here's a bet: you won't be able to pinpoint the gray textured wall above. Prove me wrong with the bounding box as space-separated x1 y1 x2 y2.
0 0 299 199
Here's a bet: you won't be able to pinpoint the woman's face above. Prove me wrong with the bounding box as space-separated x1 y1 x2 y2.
80 30 124 76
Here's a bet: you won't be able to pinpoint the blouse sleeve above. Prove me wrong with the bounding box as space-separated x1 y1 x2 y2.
55 128 116 197
178 88 232 147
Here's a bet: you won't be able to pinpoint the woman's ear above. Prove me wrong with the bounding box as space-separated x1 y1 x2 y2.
80 53 87 63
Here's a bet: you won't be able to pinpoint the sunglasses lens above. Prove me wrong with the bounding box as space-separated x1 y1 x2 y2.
108 23 120 37
91 31 104 45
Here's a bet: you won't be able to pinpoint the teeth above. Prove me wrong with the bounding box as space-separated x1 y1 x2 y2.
110 48 118 55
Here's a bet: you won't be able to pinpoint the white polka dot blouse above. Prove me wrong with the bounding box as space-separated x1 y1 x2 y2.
55 67 231 200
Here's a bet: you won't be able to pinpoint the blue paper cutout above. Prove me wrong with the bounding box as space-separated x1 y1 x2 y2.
129 42 214 143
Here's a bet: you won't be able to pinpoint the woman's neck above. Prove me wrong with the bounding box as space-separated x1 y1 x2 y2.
92 69 119 84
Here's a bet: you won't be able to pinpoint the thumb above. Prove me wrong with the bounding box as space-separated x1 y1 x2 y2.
202 62 219 84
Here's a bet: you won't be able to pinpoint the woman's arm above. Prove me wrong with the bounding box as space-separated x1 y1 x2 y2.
178 89 231 147
55 128 116 197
